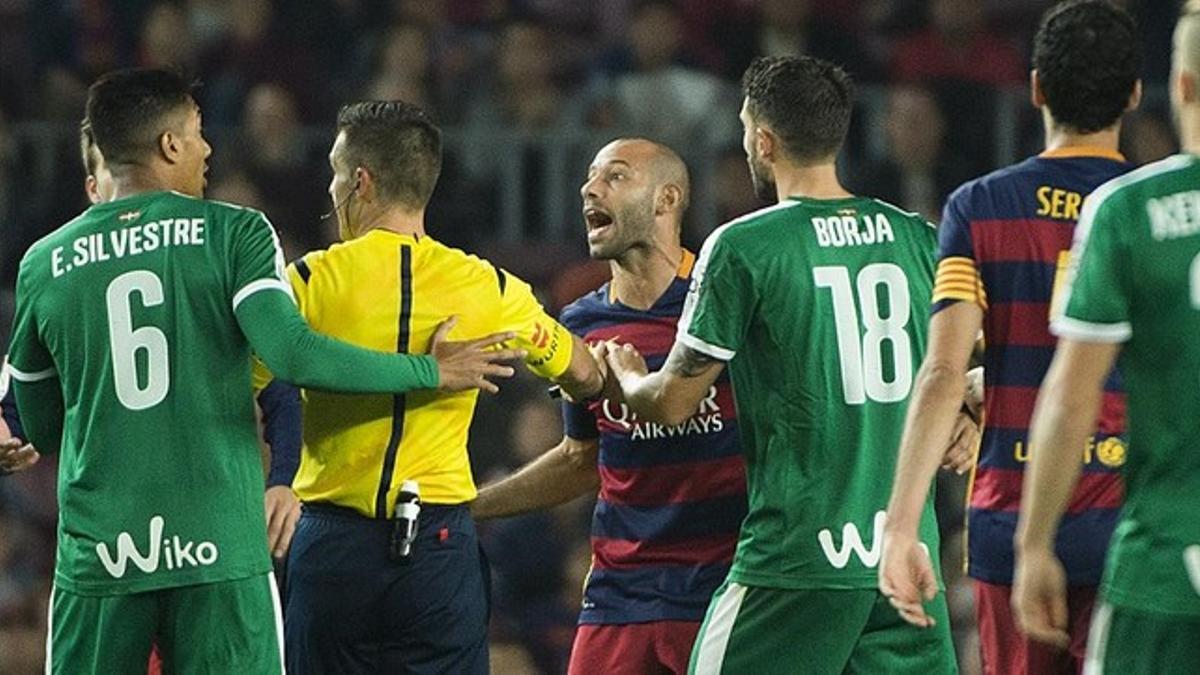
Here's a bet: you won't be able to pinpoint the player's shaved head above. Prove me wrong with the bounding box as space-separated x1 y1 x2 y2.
582 138 691 260
1177 1 1200 76
610 138 691 213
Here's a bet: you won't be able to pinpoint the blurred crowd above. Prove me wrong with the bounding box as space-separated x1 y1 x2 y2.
0 0 1184 673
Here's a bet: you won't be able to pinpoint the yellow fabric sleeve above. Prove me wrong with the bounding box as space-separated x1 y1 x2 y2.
499 271 573 379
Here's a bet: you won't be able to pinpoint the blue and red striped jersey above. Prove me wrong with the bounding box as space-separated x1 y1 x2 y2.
934 148 1131 585
559 251 746 624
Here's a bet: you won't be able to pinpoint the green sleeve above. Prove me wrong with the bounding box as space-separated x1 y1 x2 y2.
6 255 64 454
11 378 63 455
677 228 757 360
1051 189 1132 343
235 290 439 393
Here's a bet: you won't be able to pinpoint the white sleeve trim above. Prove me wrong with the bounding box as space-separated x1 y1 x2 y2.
677 331 736 362
232 279 295 312
7 363 57 383
1050 316 1131 343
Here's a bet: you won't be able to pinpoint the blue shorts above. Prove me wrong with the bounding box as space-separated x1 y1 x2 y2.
284 502 490 674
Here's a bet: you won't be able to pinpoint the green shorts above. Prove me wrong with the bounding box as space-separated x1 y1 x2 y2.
688 581 957 675
1084 602 1200 674
47 572 283 675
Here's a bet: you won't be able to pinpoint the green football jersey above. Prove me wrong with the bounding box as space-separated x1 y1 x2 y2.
1053 153 1200 617
679 196 941 589
7 191 291 595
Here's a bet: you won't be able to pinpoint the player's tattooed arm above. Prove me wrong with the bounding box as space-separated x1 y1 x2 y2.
605 340 725 426
664 344 722 378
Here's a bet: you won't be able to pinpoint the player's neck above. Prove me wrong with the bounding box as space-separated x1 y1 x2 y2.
1043 119 1121 155
772 161 852 202
610 239 683 310
107 167 186 201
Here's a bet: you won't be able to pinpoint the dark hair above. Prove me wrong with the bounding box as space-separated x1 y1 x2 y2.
85 68 196 166
335 101 442 209
1034 0 1140 133
741 56 854 163
79 119 100 175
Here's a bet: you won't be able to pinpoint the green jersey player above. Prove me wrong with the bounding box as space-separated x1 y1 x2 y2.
1014 4 1200 672
5 69 521 674
604 56 957 674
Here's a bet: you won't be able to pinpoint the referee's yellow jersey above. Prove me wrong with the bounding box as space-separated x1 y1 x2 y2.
257 229 573 518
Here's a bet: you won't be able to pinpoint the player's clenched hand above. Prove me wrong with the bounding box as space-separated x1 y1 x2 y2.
264 485 301 559
941 411 979 475
430 316 526 394
0 437 39 473
603 341 649 381
879 531 938 628
1012 547 1070 648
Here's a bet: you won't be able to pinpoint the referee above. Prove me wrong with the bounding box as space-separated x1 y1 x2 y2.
261 101 606 673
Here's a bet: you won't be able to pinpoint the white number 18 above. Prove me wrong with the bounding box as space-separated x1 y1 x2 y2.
813 263 913 405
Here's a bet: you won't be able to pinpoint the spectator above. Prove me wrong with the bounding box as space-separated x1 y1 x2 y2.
852 85 976 221
586 1 738 152
723 0 881 82
231 82 327 251
137 2 197 71
891 0 1024 86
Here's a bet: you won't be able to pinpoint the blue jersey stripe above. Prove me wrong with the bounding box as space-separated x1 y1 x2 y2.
591 495 746 542
580 563 730 624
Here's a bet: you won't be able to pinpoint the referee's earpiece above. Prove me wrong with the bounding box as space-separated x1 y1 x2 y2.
320 179 364 221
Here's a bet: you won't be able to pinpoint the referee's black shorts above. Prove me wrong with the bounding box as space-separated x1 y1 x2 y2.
283 502 490 674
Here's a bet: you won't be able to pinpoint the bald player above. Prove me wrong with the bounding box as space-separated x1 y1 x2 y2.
1013 3 1200 672
472 138 748 675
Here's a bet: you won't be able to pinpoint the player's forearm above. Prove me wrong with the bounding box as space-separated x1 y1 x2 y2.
258 381 302 487
1015 371 1099 553
617 370 686 425
472 437 599 520
553 336 604 402
886 361 966 534
237 291 439 393
11 379 63 455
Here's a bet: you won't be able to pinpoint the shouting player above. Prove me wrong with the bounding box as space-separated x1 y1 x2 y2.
472 137 746 674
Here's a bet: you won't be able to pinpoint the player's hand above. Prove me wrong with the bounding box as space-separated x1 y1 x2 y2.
603 341 649 382
879 530 938 628
264 485 301 560
0 437 39 473
1012 547 1070 648
430 316 526 394
940 410 979 475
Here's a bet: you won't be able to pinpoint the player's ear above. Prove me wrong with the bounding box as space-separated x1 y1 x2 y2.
1177 69 1198 106
656 183 683 216
355 167 373 201
1029 69 1046 109
159 130 179 163
756 126 776 163
1126 79 1143 112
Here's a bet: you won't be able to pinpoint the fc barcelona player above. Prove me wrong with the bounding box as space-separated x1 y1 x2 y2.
880 2 1141 673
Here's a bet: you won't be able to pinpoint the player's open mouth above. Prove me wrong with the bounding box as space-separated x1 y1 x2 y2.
585 207 614 240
